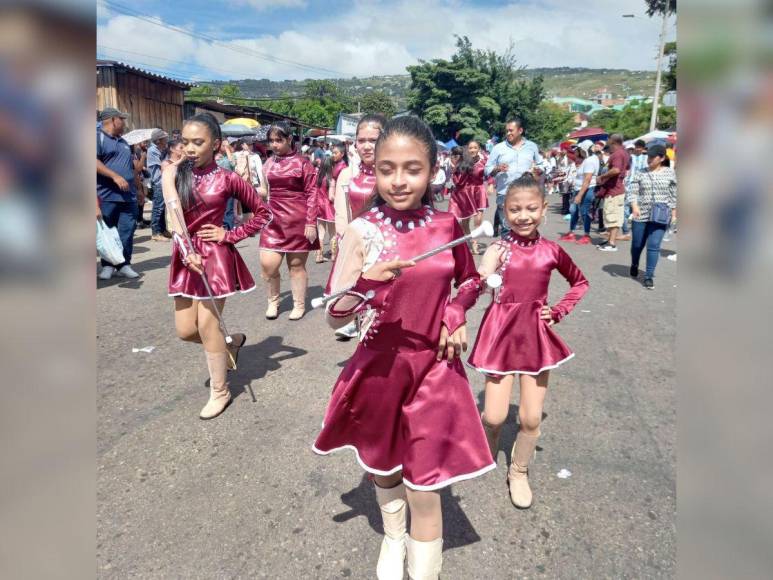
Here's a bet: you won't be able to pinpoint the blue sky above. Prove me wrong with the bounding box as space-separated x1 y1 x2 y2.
97 0 676 82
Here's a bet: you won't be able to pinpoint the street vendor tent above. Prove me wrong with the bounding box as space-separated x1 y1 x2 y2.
624 130 676 148
444 139 459 149
568 127 608 141
224 117 260 128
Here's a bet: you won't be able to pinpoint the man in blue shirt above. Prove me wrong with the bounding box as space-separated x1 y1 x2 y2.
147 129 169 241
485 117 545 236
97 107 140 279
621 139 647 238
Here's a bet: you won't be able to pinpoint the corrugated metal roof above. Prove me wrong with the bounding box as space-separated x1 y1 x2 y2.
96 60 194 89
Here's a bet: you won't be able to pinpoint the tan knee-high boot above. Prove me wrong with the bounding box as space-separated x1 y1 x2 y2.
406 537 442 580
288 269 307 321
265 274 280 320
481 413 503 464
200 351 231 420
507 430 539 508
375 483 407 580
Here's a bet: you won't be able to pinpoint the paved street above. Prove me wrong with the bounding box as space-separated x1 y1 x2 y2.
97 197 676 579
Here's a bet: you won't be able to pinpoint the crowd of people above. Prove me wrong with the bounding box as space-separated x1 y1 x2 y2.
96 106 676 579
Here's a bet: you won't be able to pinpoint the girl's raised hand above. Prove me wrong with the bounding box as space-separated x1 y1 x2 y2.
197 224 226 243
437 323 467 362
162 156 184 177
362 259 415 282
540 305 555 326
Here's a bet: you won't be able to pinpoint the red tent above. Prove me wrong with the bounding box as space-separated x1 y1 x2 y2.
568 127 608 140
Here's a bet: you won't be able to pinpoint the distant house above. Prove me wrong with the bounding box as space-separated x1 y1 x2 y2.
335 112 366 136
662 91 677 107
97 60 192 132
552 97 608 116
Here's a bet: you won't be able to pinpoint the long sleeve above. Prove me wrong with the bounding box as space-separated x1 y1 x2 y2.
484 148 498 177
334 166 352 236
222 173 272 244
442 220 484 333
550 246 589 323
302 158 318 226
325 223 392 329
667 168 677 209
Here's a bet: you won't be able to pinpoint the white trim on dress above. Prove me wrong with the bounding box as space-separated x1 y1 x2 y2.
311 444 497 490
465 352 575 376
168 285 256 300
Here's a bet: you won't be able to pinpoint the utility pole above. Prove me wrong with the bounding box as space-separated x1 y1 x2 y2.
650 9 669 131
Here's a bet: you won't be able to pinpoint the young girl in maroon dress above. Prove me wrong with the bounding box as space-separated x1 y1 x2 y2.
258 122 319 321
162 113 272 420
448 140 488 255
329 114 386 341
315 144 348 263
467 173 589 508
313 116 494 580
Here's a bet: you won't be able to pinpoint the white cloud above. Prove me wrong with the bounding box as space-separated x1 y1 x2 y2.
96 0 676 82
236 0 308 10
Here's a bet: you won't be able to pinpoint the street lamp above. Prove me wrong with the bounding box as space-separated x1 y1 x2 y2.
621 13 670 131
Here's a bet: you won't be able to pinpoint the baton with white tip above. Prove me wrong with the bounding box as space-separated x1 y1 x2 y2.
311 221 495 310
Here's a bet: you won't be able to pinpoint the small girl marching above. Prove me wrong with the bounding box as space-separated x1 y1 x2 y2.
162 113 272 420
313 116 494 580
468 172 589 508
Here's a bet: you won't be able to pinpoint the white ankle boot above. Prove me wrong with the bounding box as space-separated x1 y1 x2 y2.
375 483 407 580
406 537 442 580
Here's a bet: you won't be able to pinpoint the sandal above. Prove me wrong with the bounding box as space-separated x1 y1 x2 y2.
315 250 326 263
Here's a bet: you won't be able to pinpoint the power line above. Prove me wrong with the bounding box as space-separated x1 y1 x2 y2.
101 0 349 78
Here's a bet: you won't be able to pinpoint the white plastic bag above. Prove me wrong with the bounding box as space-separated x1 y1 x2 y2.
96 218 124 265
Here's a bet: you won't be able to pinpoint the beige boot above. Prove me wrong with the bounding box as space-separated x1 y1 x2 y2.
375 483 407 580
481 413 502 464
330 236 338 261
288 271 307 321
406 537 442 580
265 275 280 320
507 430 539 508
200 351 231 420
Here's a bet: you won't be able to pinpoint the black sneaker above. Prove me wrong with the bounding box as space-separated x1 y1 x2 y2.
630 265 639 277
643 278 654 289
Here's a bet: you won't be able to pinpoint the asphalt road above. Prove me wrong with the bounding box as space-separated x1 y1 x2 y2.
97 197 676 579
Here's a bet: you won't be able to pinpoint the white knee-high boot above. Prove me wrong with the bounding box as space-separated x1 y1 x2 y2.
406 536 442 580
375 482 407 580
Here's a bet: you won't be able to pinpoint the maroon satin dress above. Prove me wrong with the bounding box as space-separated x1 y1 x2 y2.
347 163 376 220
313 205 496 491
168 163 272 299
467 232 589 375
260 150 320 252
448 157 487 220
316 160 346 224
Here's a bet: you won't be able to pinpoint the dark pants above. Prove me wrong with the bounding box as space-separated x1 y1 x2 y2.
223 197 235 230
100 200 138 268
631 221 667 278
150 187 166 234
569 187 595 235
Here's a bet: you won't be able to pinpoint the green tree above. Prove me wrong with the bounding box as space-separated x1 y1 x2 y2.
644 0 676 16
528 102 576 148
359 90 397 118
664 41 676 92
218 83 242 101
589 102 676 138
186 84 214 101
407 36 544 143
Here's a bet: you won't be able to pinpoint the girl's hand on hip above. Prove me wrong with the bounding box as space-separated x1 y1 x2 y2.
437 323 467 362
540 305 555 326
197 224 226 243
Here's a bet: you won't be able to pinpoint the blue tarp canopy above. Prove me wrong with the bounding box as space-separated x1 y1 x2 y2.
444 138 459 149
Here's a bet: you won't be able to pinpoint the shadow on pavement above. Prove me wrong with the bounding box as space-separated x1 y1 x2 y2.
332 473 483 551
226 335 308 401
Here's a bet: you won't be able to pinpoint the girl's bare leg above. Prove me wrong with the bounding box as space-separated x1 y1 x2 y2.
481 374 515 459
405 488 443 579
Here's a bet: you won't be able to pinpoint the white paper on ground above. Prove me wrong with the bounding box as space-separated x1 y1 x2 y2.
557 468 572 479
132 346 155 353
667 254 677 262
581 310 591 313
